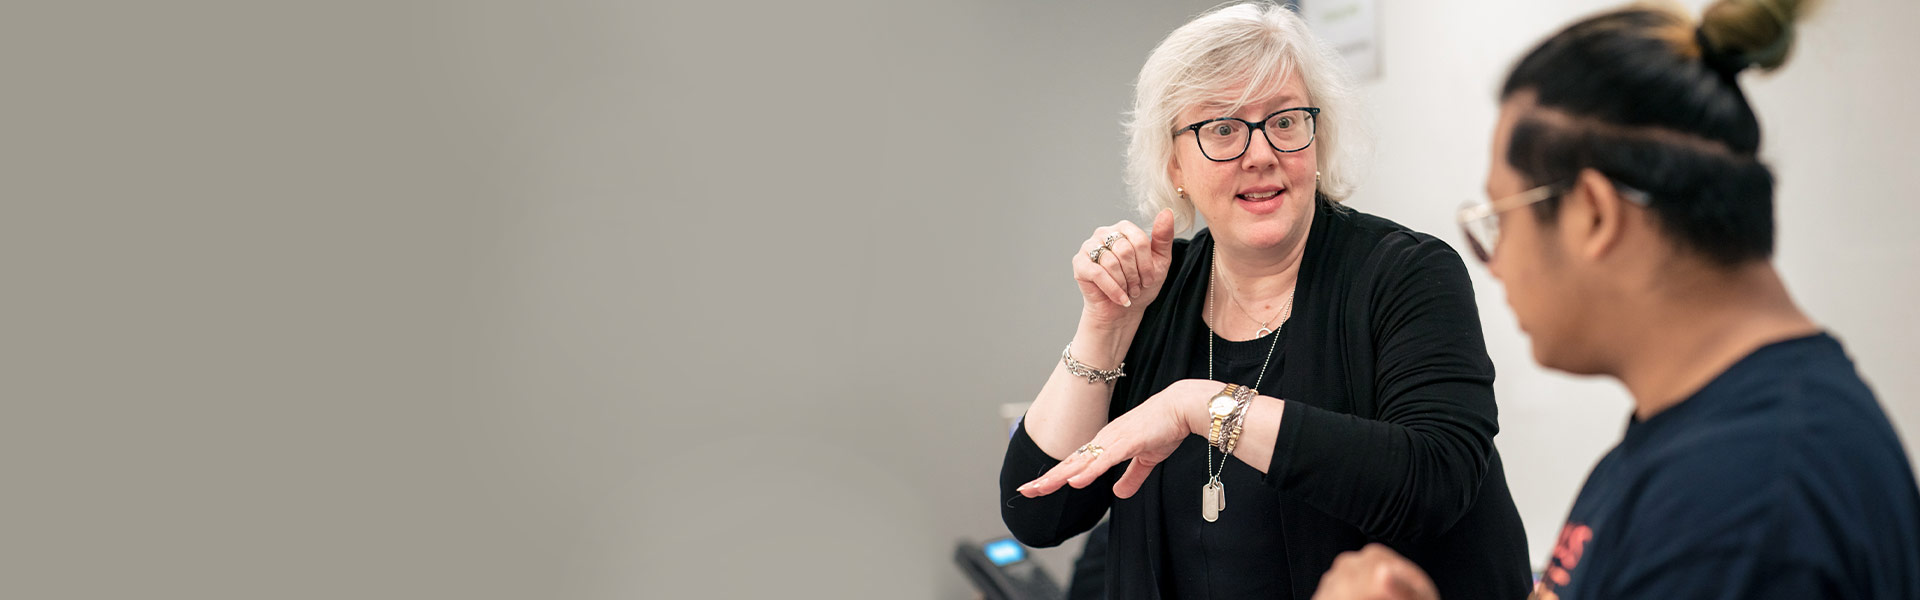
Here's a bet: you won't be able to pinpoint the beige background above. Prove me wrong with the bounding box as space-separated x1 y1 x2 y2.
6 0 1915 598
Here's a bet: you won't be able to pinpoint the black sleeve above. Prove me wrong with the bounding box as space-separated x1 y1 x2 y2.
1262 233 1500 542
998 420 1123 548
998 237 1192 548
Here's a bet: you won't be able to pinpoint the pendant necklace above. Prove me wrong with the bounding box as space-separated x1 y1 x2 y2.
1221 272 1288 337
1203 246 1291 522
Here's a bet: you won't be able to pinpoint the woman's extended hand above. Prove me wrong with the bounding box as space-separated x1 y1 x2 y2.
1076 209 1177 327
1312 544 1440 600
1016 378 1214 499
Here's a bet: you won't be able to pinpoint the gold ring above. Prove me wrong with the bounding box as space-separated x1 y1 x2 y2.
1076 443 1105 457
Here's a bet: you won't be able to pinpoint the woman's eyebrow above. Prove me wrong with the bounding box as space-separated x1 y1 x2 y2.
1197 98 1308 115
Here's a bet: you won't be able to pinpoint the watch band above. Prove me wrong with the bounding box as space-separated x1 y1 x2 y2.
1207 384 1242 448
1213 385 1257 454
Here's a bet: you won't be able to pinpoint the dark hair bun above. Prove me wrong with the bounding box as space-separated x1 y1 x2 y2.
1699 0 1810 73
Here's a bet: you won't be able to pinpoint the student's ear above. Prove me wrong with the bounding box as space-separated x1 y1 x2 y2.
1564 168 1627 262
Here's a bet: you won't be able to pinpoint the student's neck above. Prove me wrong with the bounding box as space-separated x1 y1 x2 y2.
1612 263 1819 420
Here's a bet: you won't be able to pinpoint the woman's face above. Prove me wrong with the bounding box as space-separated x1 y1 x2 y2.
1168 73 1319 256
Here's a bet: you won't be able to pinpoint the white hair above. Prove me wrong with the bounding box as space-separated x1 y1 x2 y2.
1125 1 1368 232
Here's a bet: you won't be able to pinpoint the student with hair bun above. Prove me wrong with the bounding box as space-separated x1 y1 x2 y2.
1313 1 1920 598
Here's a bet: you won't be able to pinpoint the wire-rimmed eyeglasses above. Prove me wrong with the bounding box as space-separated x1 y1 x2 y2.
1457 182 1651 263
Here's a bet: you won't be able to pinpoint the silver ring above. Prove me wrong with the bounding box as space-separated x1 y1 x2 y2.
1102 232 1122 246
1087 246 1105 262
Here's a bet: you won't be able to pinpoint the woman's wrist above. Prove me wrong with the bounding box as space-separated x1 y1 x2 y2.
1079 307 1143 336
1071 312 1142 368
1174 379 1222 437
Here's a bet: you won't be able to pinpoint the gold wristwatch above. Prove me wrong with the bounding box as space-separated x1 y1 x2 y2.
1208 384 1242 448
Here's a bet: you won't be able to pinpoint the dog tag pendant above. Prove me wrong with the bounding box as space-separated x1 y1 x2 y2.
1202 479 1224 522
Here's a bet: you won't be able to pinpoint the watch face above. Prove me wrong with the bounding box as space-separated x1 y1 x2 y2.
1210 397 1236 416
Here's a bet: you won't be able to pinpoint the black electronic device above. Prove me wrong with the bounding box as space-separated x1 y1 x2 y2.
954 537 1064 600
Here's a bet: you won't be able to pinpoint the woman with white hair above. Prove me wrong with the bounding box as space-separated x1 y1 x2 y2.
1000 2 1531 597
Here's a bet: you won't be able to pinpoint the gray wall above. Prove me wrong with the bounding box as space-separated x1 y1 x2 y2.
8 1 1915 599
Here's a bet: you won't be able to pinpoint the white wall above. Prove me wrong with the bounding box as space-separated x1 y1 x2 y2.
9 1 1913 599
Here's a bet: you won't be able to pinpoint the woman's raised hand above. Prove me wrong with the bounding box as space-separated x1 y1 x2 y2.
1076 209 1177 327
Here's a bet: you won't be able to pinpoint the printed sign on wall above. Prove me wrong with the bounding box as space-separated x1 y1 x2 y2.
1302 0 1381 80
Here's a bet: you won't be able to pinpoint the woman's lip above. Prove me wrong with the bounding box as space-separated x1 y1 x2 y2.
1236 191 1285 214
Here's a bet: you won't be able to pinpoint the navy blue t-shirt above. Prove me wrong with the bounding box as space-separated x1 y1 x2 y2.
1534 333 1920 600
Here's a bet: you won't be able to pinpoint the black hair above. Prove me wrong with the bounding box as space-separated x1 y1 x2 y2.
1499 0 1810 266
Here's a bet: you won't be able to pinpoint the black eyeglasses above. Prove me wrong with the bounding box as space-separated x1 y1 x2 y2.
1173 107 1320 162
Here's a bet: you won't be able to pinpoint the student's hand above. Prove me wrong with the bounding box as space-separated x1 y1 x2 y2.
1313 544 1439 600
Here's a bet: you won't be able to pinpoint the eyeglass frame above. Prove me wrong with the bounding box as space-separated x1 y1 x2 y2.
1172 107 1322 162
1457 180 1651 263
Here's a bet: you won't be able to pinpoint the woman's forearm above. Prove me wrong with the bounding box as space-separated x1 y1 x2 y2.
1168 385 1283 473
1216 395 1283 474
1022 312 1143 459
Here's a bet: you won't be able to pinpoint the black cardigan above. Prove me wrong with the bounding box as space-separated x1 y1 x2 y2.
1001 199 1532 599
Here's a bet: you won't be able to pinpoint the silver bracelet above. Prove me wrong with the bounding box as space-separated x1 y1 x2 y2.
1218 388 1256 455
1062 343 1125 384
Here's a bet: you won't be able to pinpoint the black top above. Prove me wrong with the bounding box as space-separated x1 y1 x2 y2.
1001 198 1533 600
1164 329 1290 599
1536 333 1920 600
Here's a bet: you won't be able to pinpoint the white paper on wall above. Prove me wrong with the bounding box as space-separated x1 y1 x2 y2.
1303 0 1381 80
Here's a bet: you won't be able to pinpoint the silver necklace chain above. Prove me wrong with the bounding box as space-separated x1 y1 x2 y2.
1220 270 1293 336
1206 247 1289 490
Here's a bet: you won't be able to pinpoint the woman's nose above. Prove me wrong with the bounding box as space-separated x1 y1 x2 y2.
1240 132 1280 171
